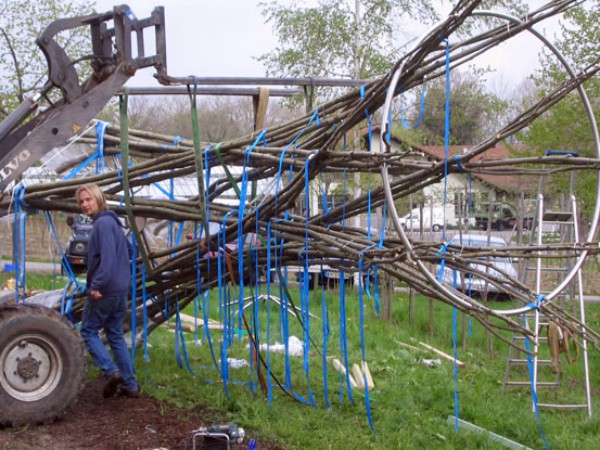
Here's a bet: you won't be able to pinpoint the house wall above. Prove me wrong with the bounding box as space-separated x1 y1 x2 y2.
369 132 490 217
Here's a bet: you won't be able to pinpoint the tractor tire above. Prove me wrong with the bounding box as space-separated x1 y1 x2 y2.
0 304 87 427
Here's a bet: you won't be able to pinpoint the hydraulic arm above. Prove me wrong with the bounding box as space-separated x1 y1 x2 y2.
0 4 167 192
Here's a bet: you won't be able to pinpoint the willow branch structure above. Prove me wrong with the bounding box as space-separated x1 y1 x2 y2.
3 0 600 397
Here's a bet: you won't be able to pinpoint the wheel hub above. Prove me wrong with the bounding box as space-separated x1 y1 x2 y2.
16 353 42 381
1 335 62 402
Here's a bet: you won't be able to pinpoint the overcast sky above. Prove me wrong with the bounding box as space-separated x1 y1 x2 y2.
93 0 563 91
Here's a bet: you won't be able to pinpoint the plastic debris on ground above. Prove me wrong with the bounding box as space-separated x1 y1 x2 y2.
249 335 304 356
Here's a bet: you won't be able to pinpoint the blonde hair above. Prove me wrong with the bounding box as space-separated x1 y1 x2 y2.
75 183 108 211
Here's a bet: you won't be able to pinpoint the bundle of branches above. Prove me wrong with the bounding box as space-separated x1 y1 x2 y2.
3 0 600 350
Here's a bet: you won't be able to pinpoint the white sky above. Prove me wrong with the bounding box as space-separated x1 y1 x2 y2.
93 0 564 92
94 0 274 85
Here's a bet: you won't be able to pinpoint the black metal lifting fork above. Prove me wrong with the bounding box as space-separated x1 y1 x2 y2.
0 4 167 191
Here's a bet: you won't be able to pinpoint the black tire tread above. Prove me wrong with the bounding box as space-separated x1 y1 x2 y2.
0 304 87 427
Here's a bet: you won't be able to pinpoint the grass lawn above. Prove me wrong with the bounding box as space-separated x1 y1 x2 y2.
126 283 600 450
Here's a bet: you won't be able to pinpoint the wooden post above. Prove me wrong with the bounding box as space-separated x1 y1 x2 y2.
252 87 270 132
429 297 434 339
381 271 393 322
409 286 415 325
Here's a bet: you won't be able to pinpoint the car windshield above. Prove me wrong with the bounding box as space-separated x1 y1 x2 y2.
77 214 93 224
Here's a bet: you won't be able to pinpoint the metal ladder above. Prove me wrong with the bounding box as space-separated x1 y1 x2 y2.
502 152 592 417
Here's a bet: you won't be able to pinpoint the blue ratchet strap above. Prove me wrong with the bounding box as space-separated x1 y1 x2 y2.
219 214 233 347
63 121 109 180
302 159 316 407
174 221 185 247
238 130 267 269
527 294 545 311
201 286 221 377
173 302 198 376
369 203 387 315
545 150 579 157
360 85 373 150
436 242 449 282
454 155 467 172
363 193 374 300
265 221 274 404
13 186 28 302
130 233 138 363
141 263 150 362
95 120 108 174
338 271 355 404
274 110 320 207
357 259 375 431
522 313 552 449
59 283 77 322
400 83 426 129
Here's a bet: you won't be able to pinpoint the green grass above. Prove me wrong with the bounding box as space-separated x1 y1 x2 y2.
18 274 600 448
131 285 600 450
1 271 75 292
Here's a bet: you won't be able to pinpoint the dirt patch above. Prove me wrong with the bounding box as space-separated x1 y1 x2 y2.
0 378 282 450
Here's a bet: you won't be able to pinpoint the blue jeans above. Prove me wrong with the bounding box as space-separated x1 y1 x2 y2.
80 294 138 391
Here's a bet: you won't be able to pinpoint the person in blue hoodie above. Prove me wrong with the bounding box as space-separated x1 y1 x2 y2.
76 183 139 398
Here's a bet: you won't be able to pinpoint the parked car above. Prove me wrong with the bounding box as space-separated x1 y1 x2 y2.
399 208 445 231
474 203 534 231
63 214 94 273
63 213 129 274
437 234 518 297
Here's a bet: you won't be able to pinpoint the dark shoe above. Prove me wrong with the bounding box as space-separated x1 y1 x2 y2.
103 372 123 398
117 385 140 398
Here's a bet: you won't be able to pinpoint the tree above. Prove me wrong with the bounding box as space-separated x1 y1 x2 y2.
403 69 508 146
520 3 599 218
259 0 437 89
0 0 95 118
259 0 527 86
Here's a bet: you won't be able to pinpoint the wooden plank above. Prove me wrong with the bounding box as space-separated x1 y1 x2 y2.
411 338 465 367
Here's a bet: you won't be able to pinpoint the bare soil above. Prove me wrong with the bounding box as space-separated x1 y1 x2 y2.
0 378 282 450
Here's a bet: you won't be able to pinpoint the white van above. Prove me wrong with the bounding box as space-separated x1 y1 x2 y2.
399 206 451 231
400 206 475 231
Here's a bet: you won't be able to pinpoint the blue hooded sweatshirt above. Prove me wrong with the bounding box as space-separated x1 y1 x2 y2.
87 210 131 296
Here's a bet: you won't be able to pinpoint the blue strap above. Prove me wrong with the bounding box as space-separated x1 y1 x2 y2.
13 186 28 302
64 121 109 179
454 155 467 172
141 263 150 362
274 111 320 207
436 243 449 283
130 233 138 363
338 274 355 404
357 259 375 431
545 150 579 157
527 294 545 311
400 83 426 129
522 314 552 449
303 159 316 406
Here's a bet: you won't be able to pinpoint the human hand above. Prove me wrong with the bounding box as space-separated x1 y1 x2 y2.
90 290 103 300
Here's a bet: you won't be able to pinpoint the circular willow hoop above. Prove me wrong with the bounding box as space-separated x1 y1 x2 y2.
379 10 600 317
